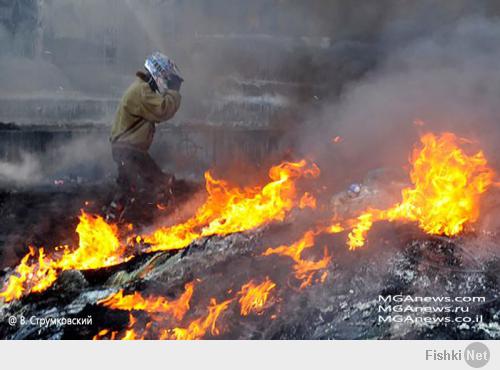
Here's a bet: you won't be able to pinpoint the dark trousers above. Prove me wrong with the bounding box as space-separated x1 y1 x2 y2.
111 146 171 203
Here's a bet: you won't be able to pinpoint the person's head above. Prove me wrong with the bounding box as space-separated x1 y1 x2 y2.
142 52 183 94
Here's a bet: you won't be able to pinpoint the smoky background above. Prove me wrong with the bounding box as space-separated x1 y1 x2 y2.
0 0 500 186
302 15 500 191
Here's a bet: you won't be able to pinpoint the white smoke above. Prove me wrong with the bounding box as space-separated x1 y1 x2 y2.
0 152 42 185
305 16 500 185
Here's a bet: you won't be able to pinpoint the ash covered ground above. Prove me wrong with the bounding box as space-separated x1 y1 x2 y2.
0 178 498 340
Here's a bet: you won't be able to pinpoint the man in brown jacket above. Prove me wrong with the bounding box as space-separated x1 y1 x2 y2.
107 52 183 222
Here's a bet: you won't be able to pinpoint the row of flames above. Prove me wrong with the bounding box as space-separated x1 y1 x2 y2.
93 277 278 340
0 131 497 339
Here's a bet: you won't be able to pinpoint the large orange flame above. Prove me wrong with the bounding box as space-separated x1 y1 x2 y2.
238 277 276 316
58 212 125 270
145 160 320 252
1 160 318 303
0 248 36 301
347 132 496 249
5 131 495 341
0 212 123 302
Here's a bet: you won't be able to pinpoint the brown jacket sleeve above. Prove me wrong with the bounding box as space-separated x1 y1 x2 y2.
138 84 181 123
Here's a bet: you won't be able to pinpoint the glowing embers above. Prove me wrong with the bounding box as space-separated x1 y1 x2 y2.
163 298 233 340
299 192 317 209
263 230 331 289
238 277 276 316
347 132 496 249
95 278 279 340
95 282 232 340
99 282 195 321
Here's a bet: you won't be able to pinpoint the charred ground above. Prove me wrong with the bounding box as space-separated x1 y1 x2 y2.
0 176 498 340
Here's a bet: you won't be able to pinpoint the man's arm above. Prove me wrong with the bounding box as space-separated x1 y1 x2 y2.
139 85 181 123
